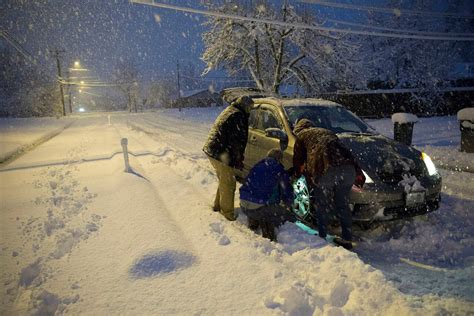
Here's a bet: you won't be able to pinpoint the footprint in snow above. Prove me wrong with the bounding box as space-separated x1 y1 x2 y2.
209 222 231 246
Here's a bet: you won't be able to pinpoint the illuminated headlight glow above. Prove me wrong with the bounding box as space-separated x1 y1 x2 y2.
362 170 374 183
422 152 438 176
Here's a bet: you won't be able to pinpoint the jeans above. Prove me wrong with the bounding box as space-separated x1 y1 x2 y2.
241 203 295 241
241 203 295 225
312 165 356 241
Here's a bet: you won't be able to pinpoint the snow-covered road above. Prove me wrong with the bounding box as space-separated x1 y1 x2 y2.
1 111 473 315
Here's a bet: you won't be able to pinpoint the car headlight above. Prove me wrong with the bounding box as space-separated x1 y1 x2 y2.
362 170 374 183
422 152 438 176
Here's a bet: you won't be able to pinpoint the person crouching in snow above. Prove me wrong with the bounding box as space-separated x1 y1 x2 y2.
203 96 255 221
239 149 295 241
293 119 365 250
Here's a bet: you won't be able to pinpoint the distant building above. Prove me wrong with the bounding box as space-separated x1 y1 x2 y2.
171 89 223 109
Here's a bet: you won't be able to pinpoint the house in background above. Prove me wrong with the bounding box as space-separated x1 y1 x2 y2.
171 89 223 109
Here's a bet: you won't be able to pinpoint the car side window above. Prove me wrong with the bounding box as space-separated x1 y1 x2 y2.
249 108 260 129
260 110 282 131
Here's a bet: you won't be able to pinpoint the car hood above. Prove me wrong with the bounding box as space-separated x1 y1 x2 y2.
337 133 426 182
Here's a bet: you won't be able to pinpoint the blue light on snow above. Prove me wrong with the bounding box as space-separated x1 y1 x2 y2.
295 221 335 243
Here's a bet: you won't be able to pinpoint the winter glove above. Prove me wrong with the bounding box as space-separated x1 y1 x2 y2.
293 164 304 179
286 166 295 177
219 152 231 166
235 160 244 171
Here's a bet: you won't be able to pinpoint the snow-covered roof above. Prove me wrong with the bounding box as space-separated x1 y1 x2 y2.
391 113 418 124
457 107 474 121
180 89 210 98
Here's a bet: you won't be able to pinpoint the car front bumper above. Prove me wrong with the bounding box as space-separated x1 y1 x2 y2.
349 178 442 222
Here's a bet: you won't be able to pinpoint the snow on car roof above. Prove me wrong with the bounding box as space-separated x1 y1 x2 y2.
255 97 342 107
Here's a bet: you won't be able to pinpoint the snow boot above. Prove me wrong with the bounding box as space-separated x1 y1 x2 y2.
248 218 260 232
260 221 276 242
220 211 237 221
333 237 353 250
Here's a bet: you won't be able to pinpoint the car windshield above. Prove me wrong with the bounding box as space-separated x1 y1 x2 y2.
285 105 373 134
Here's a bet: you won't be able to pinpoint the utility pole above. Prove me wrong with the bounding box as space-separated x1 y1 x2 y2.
177 60 181 112
52 48 66 116
65 70 72 113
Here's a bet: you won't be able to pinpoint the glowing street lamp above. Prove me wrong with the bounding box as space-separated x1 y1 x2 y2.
70 60 88 72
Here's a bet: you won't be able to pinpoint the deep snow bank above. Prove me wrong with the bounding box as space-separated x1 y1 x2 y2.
0 117 75 163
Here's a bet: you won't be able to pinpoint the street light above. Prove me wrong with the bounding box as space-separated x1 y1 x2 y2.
69 60 88 72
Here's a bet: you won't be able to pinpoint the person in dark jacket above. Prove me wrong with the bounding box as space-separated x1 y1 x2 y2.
240 149 295 241
203 96 254 221
293 119 365 249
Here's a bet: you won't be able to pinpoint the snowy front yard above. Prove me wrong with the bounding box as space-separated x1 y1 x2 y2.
0 110 473 315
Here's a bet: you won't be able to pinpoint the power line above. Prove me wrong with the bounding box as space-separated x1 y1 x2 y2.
324 17 474 37
299 0 474 19
180 74 255 83
130 1 474 41
60 81 126 87
0 30 57 82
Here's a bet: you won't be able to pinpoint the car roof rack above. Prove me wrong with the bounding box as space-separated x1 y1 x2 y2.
220 87 275 104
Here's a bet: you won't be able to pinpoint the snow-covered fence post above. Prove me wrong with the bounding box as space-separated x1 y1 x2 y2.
457 108 474 153
121 138 131 172
391 113 418 146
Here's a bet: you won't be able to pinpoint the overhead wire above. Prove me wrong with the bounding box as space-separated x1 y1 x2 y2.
299 0 474 19
180 74 255 83
0 30 58 82
323 17 474 37
130 0 474 41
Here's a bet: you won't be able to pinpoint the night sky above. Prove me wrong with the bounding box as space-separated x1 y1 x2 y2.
2 0 208 81
2 0 472 84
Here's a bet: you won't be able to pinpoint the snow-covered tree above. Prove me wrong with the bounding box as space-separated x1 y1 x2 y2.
141 80 178 109
113 59 140 112
201 0 361 95
362 0 469 100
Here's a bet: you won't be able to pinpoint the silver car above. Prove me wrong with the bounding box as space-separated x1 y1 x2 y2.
225 90 442 224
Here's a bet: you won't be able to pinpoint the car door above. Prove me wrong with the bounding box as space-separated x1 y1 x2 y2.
252 106 285 164
244 108 261 173
238 107 262 179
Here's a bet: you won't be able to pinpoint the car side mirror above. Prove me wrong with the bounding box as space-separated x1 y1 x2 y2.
265 128 289 150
